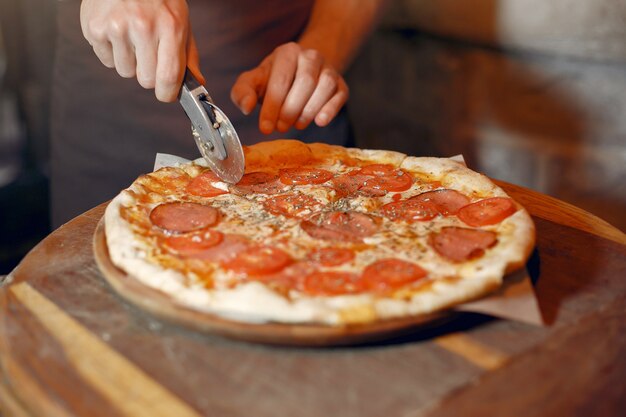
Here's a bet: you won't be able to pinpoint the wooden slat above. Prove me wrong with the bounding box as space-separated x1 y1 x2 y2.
8 282 203 417
0 375 33 417
1 355 71 417
427 296 626 417
495 180 626 245
435 333 509 370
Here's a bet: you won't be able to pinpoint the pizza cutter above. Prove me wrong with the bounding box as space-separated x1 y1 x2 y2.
179 69 245 183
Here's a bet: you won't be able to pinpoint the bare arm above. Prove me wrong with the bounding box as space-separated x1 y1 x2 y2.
231 0 389 134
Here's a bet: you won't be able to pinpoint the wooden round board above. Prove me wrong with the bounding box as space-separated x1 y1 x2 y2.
93 218 450 346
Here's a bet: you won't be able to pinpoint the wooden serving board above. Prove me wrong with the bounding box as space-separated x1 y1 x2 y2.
1 182 625 417
93 219 449 346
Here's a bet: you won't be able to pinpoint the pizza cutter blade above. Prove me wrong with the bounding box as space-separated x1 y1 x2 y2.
179 69 245 184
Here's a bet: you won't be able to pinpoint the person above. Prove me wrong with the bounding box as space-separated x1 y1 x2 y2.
50 0 387 227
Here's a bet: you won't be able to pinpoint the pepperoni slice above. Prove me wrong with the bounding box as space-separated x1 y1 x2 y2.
362 259 427 293
457 197 517 227
302 271 364 296
301 211 378 242
234 171 284 195
262 193 323 218
380 200 438 222
222 245 291 275
409 189 470 216
150 202 219 233
186 171 228 198
279 168 334 185
307 247 355 267
430 226 497 262
161 230 223 256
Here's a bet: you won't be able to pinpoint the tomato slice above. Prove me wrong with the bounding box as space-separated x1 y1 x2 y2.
380 200 438 222
307 247 355 267
186 171 228 197
302 271 365 296
359 165 413 193
222 245 291 275
457 197 517 227
162 230 224 256
262 193 322 218
359 164 396 176
279 168 334 185
362 259 427 293
330 172 369 198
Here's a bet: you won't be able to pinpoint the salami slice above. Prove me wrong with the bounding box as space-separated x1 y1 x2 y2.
262 193 323 218
279 168 334 185
186 171 228 198
457 197 517 227
362 259 427 293
233 172 285 195
409 189 470 216
300 211 379 242
150 202 220 233
430 226 497 262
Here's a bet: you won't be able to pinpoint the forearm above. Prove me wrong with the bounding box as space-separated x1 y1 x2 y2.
298 0 389 73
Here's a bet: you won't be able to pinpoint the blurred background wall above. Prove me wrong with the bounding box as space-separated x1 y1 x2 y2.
347 0 626 232
1 0 625 273
0 0 54 273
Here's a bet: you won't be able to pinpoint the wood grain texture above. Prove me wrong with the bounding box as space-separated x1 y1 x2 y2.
0 181 625 417
8 283 202 417
493 179 626 245
0 374 32 417
434 333 509 370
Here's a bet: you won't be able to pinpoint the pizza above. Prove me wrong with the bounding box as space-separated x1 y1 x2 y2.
103 139 535 325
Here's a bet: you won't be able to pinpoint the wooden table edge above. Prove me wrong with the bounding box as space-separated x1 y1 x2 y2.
493 179 626 245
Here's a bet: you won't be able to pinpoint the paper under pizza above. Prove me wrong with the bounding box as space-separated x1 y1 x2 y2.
103 139 535 325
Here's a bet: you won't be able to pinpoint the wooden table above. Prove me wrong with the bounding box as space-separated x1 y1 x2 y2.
1 182 625 417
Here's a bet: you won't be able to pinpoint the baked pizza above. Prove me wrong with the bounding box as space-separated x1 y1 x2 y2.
104 139 535 325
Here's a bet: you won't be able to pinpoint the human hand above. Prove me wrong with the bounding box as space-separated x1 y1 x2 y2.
230 42 349 134
80 0 204 102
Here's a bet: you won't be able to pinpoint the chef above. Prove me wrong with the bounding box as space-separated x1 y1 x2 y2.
50 0 387 226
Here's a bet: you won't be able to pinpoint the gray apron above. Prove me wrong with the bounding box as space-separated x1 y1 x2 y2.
50 0 352 227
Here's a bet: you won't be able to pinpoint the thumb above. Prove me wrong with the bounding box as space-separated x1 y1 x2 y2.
186 33 205 85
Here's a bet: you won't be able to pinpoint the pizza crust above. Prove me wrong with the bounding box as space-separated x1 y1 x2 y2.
104 140 536 326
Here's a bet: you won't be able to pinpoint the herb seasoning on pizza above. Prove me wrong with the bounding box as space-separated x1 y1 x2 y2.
104 140 535 325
